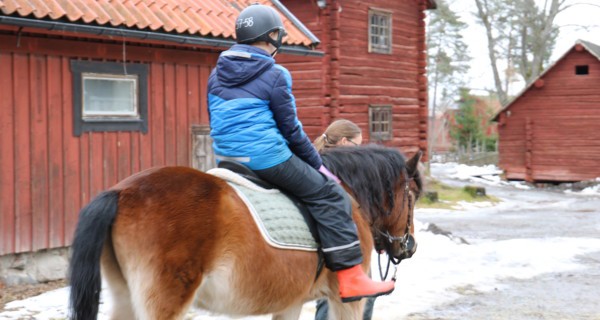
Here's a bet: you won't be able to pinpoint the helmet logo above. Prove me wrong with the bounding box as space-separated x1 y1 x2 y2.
236 17 255 29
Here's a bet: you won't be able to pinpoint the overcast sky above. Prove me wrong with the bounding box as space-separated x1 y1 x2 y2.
448 0 600 95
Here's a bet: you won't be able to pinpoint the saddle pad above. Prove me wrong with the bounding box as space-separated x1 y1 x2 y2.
227 182 319 252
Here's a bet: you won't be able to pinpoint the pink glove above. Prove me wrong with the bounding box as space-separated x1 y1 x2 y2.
318 165 341 184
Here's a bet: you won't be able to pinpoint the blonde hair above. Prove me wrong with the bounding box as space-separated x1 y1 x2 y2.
313 119 362 152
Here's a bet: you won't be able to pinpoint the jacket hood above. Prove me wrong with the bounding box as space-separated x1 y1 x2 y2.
215 44 275 87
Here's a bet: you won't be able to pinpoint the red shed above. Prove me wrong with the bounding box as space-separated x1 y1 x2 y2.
0 0 319 256
0 0 433 258
493 40 600 182
276 0 434 155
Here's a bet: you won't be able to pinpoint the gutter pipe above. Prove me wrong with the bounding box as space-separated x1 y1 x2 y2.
0 15 324 57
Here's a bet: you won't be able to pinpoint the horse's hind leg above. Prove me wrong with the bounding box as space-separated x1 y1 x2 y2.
124 262 202 320
101 240 135 320
272 303 303 320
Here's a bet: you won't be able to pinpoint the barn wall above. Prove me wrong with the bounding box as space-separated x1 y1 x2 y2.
0 33 216 255
276 1 329 138
498 48 600 182
279 0 429 156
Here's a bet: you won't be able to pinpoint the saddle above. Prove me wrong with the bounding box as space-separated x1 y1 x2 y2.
212 161 326 281
216 160 320 244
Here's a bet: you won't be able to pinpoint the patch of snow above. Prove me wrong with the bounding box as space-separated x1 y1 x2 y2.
581 185 600 195
509 181 532 190
452 201 495 210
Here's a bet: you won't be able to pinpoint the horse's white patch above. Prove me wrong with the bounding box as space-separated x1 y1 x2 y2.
193 258 250 315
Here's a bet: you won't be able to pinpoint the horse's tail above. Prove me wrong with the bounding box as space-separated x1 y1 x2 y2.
68 190 120 320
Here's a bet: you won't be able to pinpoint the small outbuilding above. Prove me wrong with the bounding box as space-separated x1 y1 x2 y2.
0 0 319 256
493 40 600 182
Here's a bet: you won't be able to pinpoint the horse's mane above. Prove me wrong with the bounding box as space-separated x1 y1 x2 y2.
321 144 422 221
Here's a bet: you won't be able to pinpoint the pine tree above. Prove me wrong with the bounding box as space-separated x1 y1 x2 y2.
427 0 470 157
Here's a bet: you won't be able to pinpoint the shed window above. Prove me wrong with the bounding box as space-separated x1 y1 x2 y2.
369 9 392 54
369 105 393 141
575 65 589 75
71 60 148 136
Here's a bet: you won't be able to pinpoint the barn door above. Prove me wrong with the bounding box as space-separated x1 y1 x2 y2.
191 125 216 172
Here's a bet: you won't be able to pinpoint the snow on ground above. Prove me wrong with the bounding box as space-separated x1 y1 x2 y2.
2 162 600 319
432 162 600 194
564 178 600 196
430 162 528 189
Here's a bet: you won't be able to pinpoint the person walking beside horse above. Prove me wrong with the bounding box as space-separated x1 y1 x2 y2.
313 119 376 320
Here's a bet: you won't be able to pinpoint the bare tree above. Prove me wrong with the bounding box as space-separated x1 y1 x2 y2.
473 0 568 104
473 0 509 103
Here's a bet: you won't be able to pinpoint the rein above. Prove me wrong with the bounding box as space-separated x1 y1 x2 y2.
373 168 416 281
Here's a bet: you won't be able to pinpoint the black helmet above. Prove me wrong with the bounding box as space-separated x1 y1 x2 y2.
235 4 287 53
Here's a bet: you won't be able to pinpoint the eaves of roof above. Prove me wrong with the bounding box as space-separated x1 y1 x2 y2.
0 0 322 56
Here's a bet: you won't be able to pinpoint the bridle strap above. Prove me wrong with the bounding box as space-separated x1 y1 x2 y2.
374 167 415 280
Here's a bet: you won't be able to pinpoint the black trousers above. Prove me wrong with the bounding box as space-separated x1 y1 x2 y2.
254 155 363 271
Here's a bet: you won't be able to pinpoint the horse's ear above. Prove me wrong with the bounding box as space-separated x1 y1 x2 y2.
406 150 422 177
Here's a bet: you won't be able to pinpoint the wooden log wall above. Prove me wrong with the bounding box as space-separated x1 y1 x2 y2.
498 48 600 182
278 0 429 157
0 32 216 255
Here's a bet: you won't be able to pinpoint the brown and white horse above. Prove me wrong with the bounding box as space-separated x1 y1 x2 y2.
68 145 422 320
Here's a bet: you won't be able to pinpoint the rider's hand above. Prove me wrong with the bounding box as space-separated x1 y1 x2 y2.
318 165 341 184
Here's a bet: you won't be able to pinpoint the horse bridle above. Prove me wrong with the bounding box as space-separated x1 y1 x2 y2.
372 168 417 281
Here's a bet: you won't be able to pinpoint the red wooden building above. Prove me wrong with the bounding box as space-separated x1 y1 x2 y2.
0 0 433 257
0 0 320 256
493 40 600 182
278 0 434 154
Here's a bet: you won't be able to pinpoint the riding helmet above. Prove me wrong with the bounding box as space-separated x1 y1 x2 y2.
235 4 287 53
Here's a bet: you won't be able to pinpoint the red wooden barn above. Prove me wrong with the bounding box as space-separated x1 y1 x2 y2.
278 0 434 154
0 0 433 257
493 40 600 182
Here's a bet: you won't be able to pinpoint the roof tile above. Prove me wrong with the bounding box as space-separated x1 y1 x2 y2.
28 0 52 19
0 0 316 47
97 0 126 26
1 0 20 15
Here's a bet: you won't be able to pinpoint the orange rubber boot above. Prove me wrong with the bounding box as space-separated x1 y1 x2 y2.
337 265 395 303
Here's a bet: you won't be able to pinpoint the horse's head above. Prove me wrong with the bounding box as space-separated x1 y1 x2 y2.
373 150 422 262
321 145 423 263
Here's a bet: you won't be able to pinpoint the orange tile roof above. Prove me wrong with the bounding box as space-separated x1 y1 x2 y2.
0 0 317 47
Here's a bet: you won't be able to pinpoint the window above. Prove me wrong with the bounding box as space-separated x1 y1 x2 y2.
369 9 392 54
369 105 393 141
71 60 148 136
575 65 589 75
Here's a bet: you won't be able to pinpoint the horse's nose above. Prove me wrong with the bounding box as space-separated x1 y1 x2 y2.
396 234 417 260
407 236 417 256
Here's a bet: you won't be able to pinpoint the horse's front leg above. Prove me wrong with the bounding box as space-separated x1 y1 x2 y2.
328 298 364 320
271 303 304 320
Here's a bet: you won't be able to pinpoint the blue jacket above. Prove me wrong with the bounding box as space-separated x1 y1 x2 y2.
207 44 322 170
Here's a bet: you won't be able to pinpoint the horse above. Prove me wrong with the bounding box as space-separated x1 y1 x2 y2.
68 144 423 320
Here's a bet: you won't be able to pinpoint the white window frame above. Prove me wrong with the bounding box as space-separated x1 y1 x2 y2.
82 73 139 120
368 9 392 54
